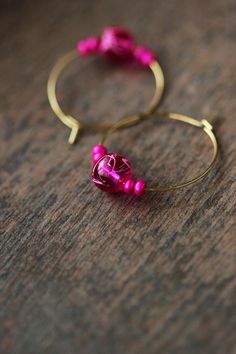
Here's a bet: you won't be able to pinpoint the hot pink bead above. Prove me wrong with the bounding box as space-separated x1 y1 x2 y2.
92 153 132 192
123 179 135 194
92 145 107 155
77 37 100 56
99 27 135 61
134 46 156 66
134 179 146 197
92 152 105 164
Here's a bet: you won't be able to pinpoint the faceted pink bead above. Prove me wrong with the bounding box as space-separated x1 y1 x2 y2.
92 152 105 164
92 145 107 155
123 179 135 194
134 179 146 197
77 37 100 56
99 27 135 61
92 153 132 192
134 46 156 66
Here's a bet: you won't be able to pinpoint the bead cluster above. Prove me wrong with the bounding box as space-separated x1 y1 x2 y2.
92 145 146 197
77 27 156 67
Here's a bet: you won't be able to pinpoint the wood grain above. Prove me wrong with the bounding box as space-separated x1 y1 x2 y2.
0 0 236 353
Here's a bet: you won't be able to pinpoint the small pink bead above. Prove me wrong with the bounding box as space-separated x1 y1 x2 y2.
123 179 135 194
134 179 146 197
92 145 107 155
77 37 100 56
92 152 105 164
99 26 135 61
134 46 156 66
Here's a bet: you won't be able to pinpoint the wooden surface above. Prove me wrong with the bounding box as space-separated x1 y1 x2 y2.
0 0 236 353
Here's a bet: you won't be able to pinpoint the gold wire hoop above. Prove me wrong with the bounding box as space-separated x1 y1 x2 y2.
47 49 165 144
99 112 218 192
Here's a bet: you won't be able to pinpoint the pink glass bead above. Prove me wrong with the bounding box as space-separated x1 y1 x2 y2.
134 179 146 197
77 37 100 56
92 153 132 192
99 27 135 61
134 46 156 66
92 145 107 155
123 179 135 194
92 152 105 164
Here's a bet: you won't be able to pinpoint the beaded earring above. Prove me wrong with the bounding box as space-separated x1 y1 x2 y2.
91 113 218 197
47 27 164 144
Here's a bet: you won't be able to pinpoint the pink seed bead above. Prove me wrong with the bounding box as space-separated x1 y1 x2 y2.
92 152 105 164
99 26 135 61
92 145 107 155
134 179 146 197
134 46 156 67
77 37 100 56
123 179 135 194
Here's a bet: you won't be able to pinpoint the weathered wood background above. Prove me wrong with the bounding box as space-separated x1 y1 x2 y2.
0 0 235 353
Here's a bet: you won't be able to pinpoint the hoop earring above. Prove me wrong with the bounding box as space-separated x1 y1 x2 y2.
91 112 218 197
47 27 164 144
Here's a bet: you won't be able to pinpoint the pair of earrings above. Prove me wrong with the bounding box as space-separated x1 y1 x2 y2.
47 27 218 198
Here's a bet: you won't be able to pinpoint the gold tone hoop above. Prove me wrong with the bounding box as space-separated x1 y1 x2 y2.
47 50 165 144
100 112 218 192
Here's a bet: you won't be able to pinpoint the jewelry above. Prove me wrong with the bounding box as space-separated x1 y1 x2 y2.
91 113 218 197
47 27 164 144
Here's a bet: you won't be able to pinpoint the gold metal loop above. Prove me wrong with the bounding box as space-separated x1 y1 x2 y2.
100 112 218 192
47 50 165 144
